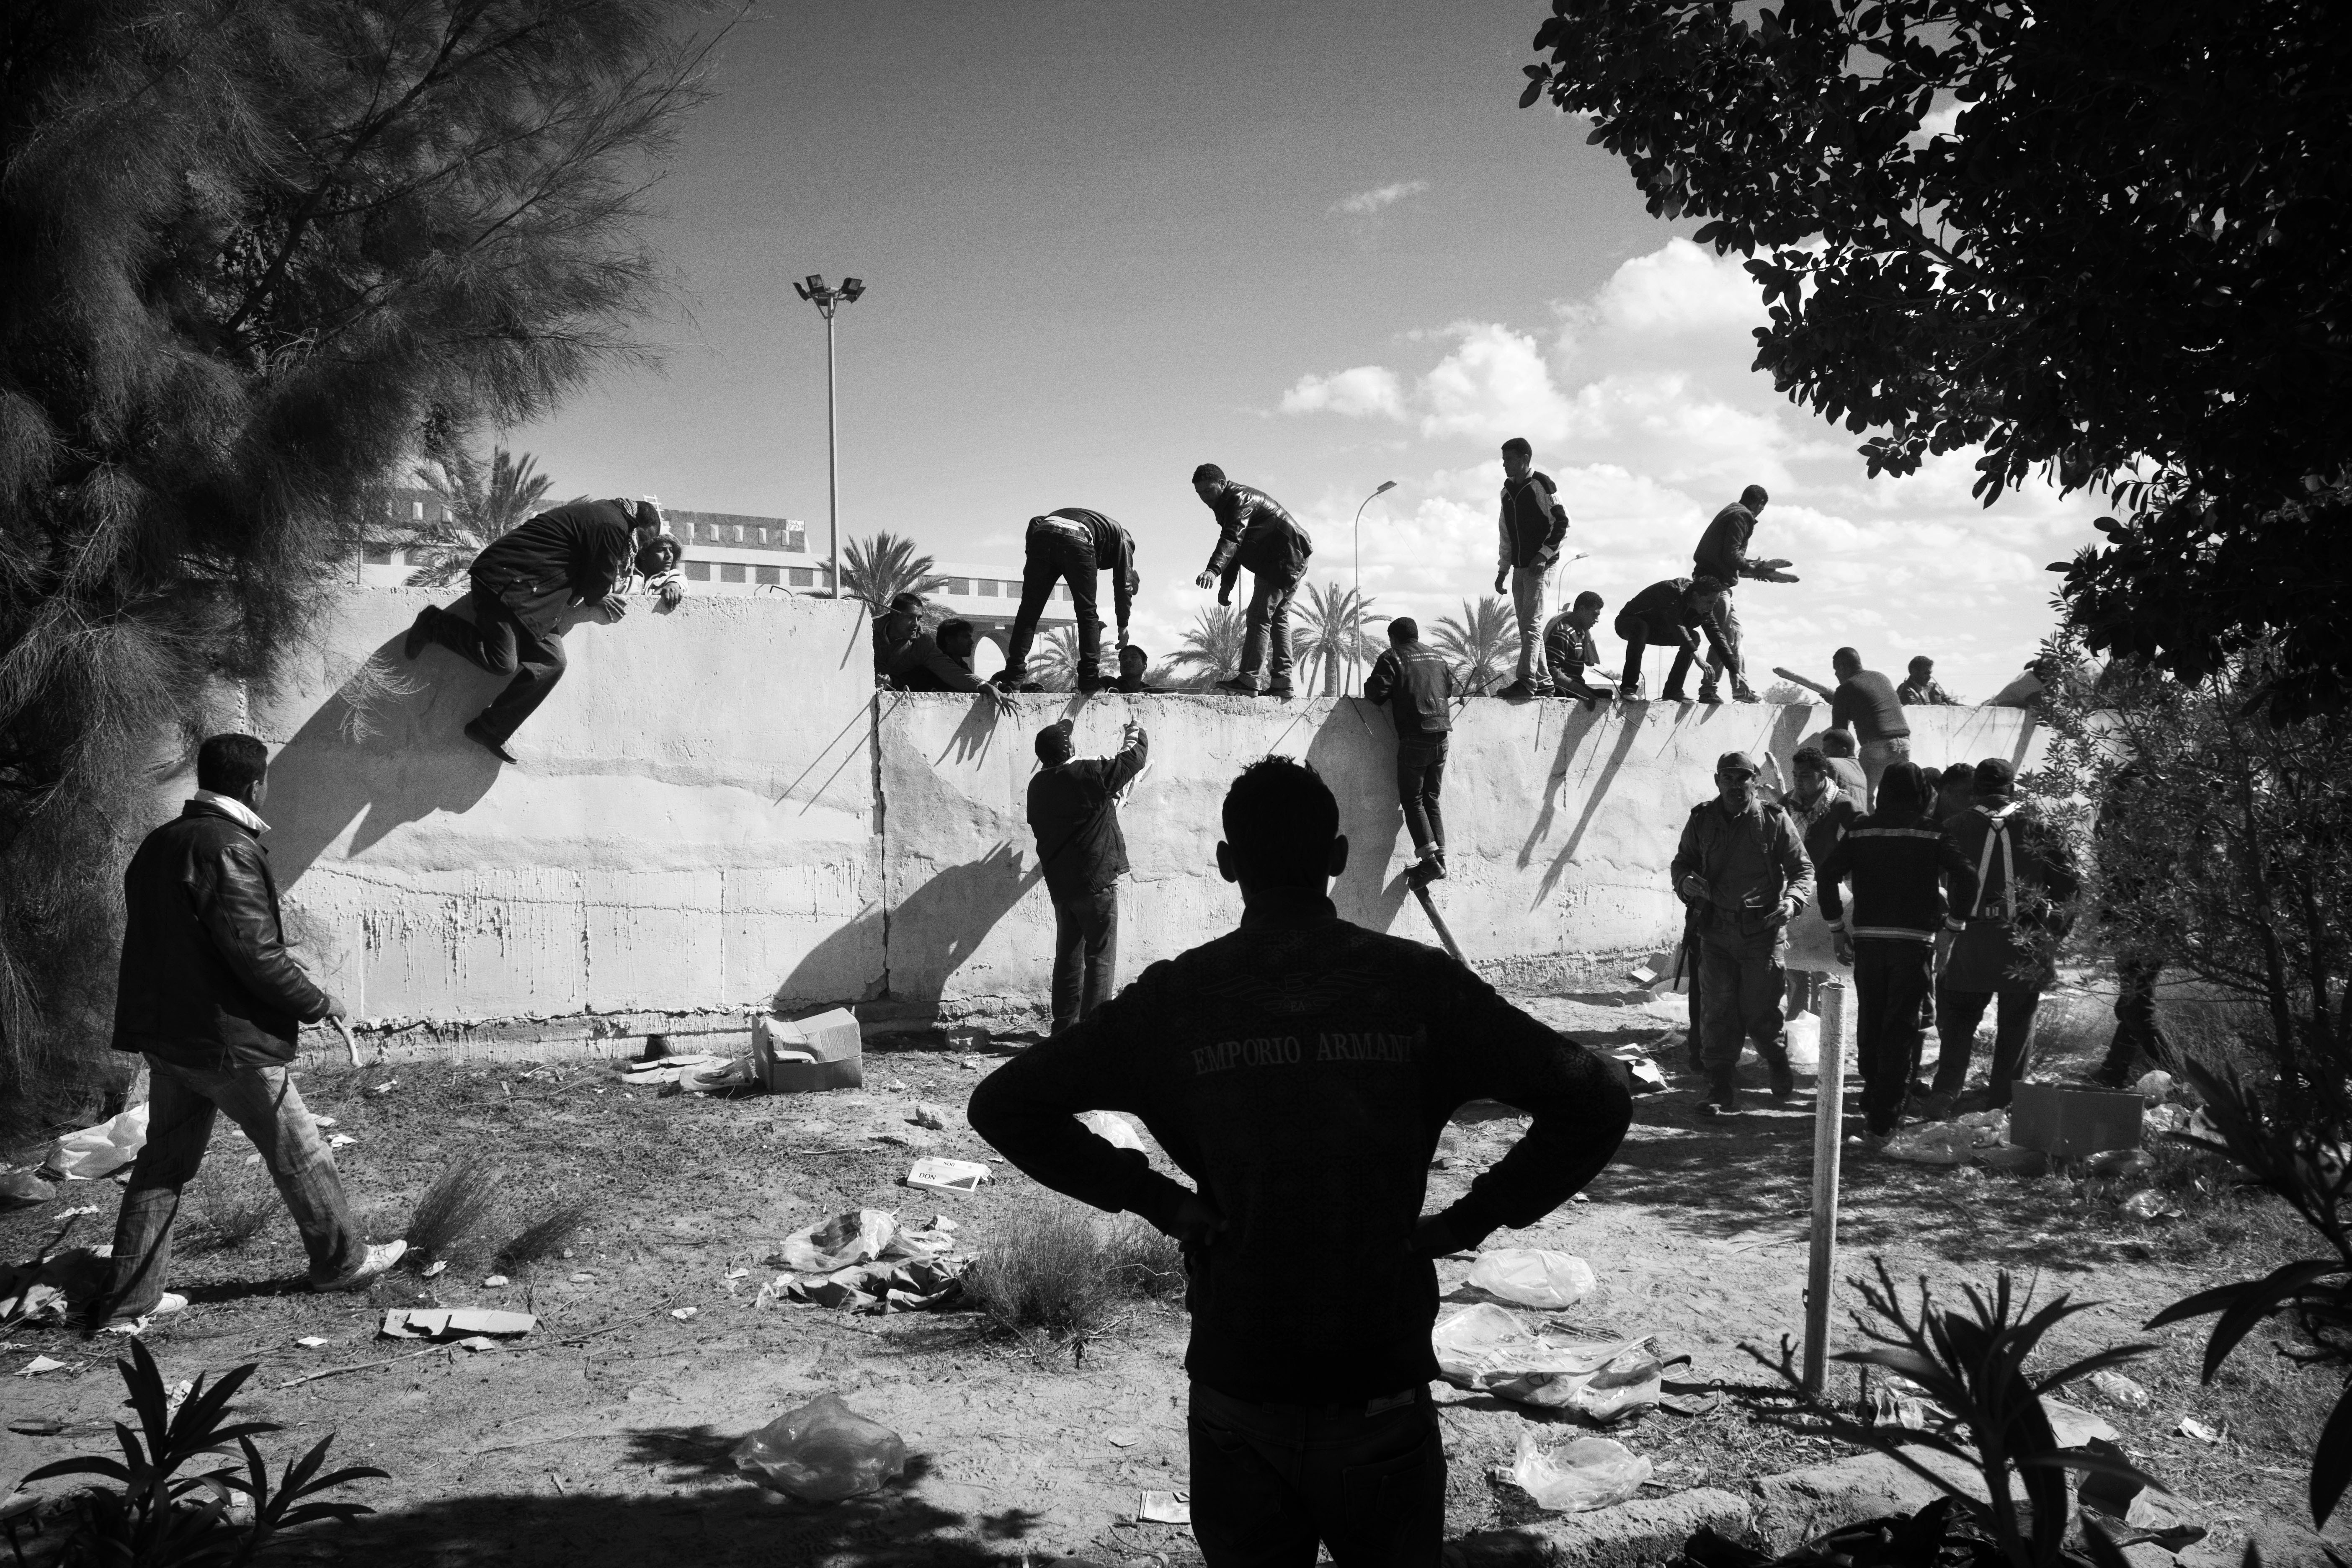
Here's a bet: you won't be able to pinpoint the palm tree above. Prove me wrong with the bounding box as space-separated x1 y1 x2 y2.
1166 605 1246 688
403 445 554 587
1433 596 1521 695
840 532 948 614
1291 580 1381 696
1029 625 1086 691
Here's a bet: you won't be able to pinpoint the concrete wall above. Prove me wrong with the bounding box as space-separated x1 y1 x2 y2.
252 591 2043 1049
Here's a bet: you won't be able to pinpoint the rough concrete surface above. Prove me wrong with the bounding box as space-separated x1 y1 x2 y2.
1448 1488 1752 1568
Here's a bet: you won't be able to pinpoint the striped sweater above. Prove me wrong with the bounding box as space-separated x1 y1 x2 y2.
1814 808 1979 943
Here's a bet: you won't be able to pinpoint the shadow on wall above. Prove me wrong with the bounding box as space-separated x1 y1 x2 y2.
1306 701 1412 938
777 842 1040 1016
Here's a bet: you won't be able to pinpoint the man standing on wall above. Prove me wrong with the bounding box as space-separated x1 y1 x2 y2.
888 618 1019 714
970 757 1630 1566
1192 464 1313 699
996 508 1140 694
1672 752 1813 1115
1541 591 1613 708
1828 647 1913 809
403 495 665 763
1364 616 1457 887
1027 716 1150 1034
1690 484 1794 704
1615 576 1737 702
1817 762 1978 1147
96 735 408 1332
1492 438 1571 701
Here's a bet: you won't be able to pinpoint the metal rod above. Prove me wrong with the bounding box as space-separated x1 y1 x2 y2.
1803 976 1850 1395
1412 884 1469 967
826 308 840 598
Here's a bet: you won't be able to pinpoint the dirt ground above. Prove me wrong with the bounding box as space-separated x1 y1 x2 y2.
2 987 2344 1566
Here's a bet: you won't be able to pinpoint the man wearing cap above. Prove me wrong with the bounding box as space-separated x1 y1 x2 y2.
998 508 1141 694
1191 465 1313 699
1492 438 1572 700
403 495 666 763
1924 758 2081 1117
1690 483 1793 704
1027 715 1150 1033
1671 751 1813 1114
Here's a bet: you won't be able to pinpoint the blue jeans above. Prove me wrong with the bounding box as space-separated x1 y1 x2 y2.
1050 886 1119 1034
1187 1380 1444 1566
1236 573 1299 690
1395 736 1448 858
104 1055 364 1317
1005 526 1101 680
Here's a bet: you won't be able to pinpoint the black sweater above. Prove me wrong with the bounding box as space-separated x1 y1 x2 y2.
967 890 1629 1403
1815 808 1978 942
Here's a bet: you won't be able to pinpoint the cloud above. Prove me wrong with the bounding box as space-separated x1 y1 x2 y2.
1280 365 1403 420
1330 179 1430 217
1585 237 1765 338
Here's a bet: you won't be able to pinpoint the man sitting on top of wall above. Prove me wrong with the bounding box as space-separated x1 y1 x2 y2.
887 617 1016 713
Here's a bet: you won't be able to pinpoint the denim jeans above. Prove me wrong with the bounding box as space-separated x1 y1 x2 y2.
1236 573 1299 690
1004 527 1101 680
1614 611 1701 697
1701 587 1745 693
427 585 567 743
1857 736 1910 812
1509 565 1549 687
103 1055 363 1318
1854 939 1932 1133
1395 736 1448 858
1050 886 1119 1034
1187 1380 1445 1567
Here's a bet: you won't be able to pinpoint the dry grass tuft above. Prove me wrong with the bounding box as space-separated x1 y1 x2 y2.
961 1203 1184 1351
403 1156 503 1265
182 1176 277 1253
494 1197 593 1271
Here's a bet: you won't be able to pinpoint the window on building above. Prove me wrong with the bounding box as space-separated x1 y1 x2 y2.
731 524 745 542
946 578 969 595
362 546 393 565
789 567 814 587
411 500 426 521
784 522 806 552
697 523 715 542
756 565 779 585
977 579 998 597
721 562 746 583
754 527 768 546
685 561 711 581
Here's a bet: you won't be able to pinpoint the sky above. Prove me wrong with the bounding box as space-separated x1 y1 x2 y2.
514 0 2099 700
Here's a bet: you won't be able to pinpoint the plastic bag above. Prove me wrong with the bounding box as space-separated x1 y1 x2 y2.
1507 1431 1651 1512
2084 1148 2153 1178
1955 1110 2009 1147
1782 1013 1821 1071
2143 1104 2192 1136
1431 1303 1540 1386
2135 1070 2175 1102
1078 1110 1145 1152
50 1104 148 1180
1881 1122 1970 1166
730 1391 906 1501
777 1209 897 1273
1491 1342 1665 1420
1467 1249 1596 1310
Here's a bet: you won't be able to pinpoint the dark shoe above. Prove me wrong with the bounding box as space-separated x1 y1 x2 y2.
1697 688 1724 706
1702 1078 1740 1116
1406 853 1444 889
1916 1090 1956 1122
1075 676 1112 694
403 606 438 660
1259 685 1295 699
1731 683 1760 704
1018 682 1046 694
1769 1064 1797 1101
1215 677 1258 696
1658 688 1689 703
1495 680 1536 701
463 720 518 764
991 667 1026 691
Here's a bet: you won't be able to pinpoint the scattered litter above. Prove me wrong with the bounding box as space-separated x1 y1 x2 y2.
312 1116 336 1128
753 1009 865 1093
243 1153 261 1166
2085 1148 2155 1178
726 1268 749 1281
761 1209 964 1314
1078 1110 1145 1152
775 1209 899 1273
671 1307 699 1321
1466 1250 1596 1310
931 1215 958 1232
48 1104 149 1181
883 1078 908 1091
2044 1395 2118 1449
8 1417 66 1436
2136 1070 2175 1102
379 1308 537 1341
1571 1191 1590 1204
1431 1304 1669 1419
455 1336 501 1353
621 1053 728 1086
1955 1110 2009 1148
328 1134 358 1149
296 1336 329 1349
2143 1104 2192 1136
422 1260 448 1278
2122 1189 2185 1221
52 1204 100 1220
18 1355 70 1376
1506 1431 1653 1512
1628 965 1658 987
1881 1123 1972 1166
2091 1370 2153 1409
731 1391 906 1501
1865 1373 1934 1429
908 1102 949 1131
0 1246 109 1326
369 1080 398 1096
2179 1416 2222 1443
905 1158 993 1195
0 1170 57 1206
672 1057 758 1095
1106 1430 1141 1448
1138 1490 1192 1524
568 1272 596 1283
1604 1045 1667 1095
482 1274 509 1287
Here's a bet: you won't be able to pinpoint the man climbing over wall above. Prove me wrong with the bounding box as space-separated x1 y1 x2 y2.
1774 649 1913 808
872 591 928 684
1191 464 1313 699
1614 576 1736 702
402 495 666 763
1672 751 1813 1116
887 618 1018 713
94 734 409 1332
1028 715 1150 1034
1898 656 1956 706
1364 616 1457 887
1690 483 1797 704
1541 590 1612 708
1492 437 1571 700
969 756 1630 1567
995 508 1140 694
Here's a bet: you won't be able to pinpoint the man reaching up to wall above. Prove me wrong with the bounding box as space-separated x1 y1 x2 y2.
1493 437 1571 701
1364 617 1457 887
1027 716 1149 1034
970 756 1630 1566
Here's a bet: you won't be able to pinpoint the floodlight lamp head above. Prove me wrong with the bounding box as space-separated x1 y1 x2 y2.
792 281 812 301
1374 480 1398 496
804 273 826 294
841 277 865 301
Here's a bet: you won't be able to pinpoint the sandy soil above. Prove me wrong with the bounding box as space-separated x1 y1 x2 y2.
0 991 2339 1566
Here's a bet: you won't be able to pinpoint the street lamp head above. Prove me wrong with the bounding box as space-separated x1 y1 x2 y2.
1373 480 1398 497
840 277 865 302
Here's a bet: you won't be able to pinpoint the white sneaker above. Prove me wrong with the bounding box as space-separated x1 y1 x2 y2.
313 1239 408 1293
100 1292 188 1335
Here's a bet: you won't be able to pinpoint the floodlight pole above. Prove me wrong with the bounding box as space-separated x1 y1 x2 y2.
795 274 866 598
1351 480 1399 693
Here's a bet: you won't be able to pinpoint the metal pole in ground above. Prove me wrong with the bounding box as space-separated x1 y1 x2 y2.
1803 976 1850 1395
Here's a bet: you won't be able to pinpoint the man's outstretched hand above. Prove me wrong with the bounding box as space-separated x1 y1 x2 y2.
601 593 628 620
985 685 1017 716
1194 570 1217 591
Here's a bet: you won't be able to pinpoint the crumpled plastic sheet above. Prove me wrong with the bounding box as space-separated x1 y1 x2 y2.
760 1209 965 1314
0 1245 111 1326
1507 1431 1652 1511
1465 1249 1596 1310
732 1391 907 1501
50 1105 148 1180
1431 1303 1667 1420
1882 1122 1973 1166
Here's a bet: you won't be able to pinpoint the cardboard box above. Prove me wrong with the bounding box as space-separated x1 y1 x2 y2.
2007 1081 2143 1157
753 1008 864 1093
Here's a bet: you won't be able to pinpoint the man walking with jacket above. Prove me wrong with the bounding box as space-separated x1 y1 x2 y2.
1817 762 1979 1145
1493 438 1571 700
970 756 1629 1566
1364 617 1457 887
1192 464 1312 699
1672 752 1813 1114
96 735 407 1332
1027 716 1150 1033
998 508 1140 694
403 495 665 762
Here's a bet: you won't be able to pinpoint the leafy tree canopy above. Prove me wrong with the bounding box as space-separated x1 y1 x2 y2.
1524 0 2352 717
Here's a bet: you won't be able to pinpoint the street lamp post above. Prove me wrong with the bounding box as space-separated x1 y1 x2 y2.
1351 480 1399 692
793 273 866 598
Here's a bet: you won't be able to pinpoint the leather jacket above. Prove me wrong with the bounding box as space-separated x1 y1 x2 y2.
113 801 332 1067
1202 484 1312 598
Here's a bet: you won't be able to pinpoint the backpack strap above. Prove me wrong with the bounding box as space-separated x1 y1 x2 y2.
1965 803 2023 921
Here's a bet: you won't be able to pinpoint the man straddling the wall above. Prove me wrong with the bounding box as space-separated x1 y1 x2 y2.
1816 762 1979 1148
1541 591 1613 709
1673 751 1813 1115
888 617 1018 714
1027 716 1150 1034
1691 484 1795 704
969 757 1630 1566
1924 758 2081 1118
872 592 928 685
1364 616 1457 887
95 735 408 1332
997 508 1140 694
1492 438 1572 701
1615 576 1736 703
403 495 665 763
1192 464 1314 700
1827 648 1912 809
1898 656 1955 706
